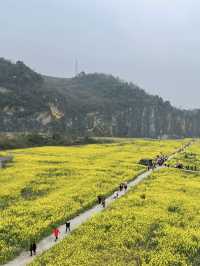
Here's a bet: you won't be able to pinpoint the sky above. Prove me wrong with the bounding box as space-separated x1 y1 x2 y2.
1 0 200 109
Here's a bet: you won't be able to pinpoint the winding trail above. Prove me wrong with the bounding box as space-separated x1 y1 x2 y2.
3 143 193 266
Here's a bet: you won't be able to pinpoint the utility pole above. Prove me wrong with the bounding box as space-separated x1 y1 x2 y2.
75 59 79 77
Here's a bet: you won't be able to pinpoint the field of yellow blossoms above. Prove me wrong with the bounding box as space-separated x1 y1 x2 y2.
170 140 200 170
0 139 186 264
31 167 200 266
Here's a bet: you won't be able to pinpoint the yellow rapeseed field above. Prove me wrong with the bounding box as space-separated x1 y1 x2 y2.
31 168 200 266
170 140 200 169
0 139 186 264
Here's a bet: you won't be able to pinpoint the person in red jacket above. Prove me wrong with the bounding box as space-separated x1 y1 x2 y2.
52 227 60 241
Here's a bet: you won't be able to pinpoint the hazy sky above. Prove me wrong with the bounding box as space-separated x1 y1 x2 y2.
1 0 200 109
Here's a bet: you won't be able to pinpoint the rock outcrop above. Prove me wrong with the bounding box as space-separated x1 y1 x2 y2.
0 58 200 138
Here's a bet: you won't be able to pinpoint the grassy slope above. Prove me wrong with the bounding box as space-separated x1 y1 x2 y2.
31 168 200 266
0 139 185 264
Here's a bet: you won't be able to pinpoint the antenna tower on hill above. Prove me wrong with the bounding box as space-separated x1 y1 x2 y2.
75 59 79 77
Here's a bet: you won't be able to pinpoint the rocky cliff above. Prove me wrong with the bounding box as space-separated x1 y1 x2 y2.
0 58 200 138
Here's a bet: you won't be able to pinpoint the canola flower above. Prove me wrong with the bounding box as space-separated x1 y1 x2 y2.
31 168 200 266
0 138 186 264
169 140 200 169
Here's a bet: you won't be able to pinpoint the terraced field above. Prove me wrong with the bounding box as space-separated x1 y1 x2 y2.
31 168 200 266
0 139 185 264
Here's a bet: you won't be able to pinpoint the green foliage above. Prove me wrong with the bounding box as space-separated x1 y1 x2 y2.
0 58 200 138
0 58 43 89
0 134 117 150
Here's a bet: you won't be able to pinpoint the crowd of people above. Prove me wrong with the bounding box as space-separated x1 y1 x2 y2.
146 154 168 170
185 165 198 171
156 154 168 166
175 163 198 171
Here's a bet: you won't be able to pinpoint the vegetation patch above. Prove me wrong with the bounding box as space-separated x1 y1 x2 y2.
20 186 49 200
168 202 182 213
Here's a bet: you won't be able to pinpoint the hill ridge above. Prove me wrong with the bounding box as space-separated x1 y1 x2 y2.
0 58 200 137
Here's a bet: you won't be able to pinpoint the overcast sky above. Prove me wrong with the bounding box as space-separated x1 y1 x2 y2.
1 0 200 109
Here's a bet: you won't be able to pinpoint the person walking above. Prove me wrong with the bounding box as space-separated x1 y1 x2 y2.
113 191 119 199
124 182 128 191
119 183 123 191
102 199 106 208
32 242 37 255
30 241 37 256
97 195 102 204
30 243 33 256
53 227 60 241
66 221 71 233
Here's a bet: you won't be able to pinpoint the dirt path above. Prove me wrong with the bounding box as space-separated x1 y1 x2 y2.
3 143 192 266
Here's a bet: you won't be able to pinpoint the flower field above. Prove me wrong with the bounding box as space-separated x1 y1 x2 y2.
169 140 200 169
31 167 200 266
0 139 186 264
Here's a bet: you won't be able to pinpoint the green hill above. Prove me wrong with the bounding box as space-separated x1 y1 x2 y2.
0 58 199 138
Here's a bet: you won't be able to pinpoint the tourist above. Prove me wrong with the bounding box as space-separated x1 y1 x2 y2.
66 221 71 233
97 195 102 204
102 199 106 208
113 191 119 199
30 241 37 256
119 183 123 191
52 227 60 241
124 182 128 191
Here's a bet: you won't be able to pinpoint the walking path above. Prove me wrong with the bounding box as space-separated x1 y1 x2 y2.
168 167 200 174
4 169 160 266
3 143 193 266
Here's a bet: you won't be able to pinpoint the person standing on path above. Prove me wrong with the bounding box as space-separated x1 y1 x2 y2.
119 183 123 191
102 199 106 208
97 195 102 204
30 241 37 256
124 182 128 191
113 191 119 199
66 221 71 233
52 227 60 241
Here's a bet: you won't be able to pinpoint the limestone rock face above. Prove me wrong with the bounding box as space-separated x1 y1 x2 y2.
0 58 200 137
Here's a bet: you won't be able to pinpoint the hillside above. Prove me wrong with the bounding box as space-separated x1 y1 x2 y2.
0 58 200 138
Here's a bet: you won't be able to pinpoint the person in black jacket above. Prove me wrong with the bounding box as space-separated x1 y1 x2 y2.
97 195 102 204
124 182 128 191
102 199 106 208
66 221 71 233
30 241 37 256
